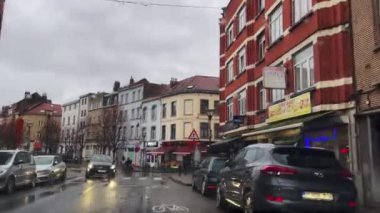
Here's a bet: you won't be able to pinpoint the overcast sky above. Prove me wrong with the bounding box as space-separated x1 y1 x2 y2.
0 0 228 106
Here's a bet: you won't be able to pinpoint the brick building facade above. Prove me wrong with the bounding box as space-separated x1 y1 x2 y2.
217 0 355 175
351 0 380 207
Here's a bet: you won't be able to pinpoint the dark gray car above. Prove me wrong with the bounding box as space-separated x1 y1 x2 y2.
216 144 357 213
192 157 226 196
85 154 116 179
0 150 37 194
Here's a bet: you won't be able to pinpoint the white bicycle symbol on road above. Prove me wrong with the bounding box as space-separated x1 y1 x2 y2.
152 204 189 212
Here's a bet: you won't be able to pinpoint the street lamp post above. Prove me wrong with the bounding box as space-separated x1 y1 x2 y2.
142 131 147 167
206 109 215 143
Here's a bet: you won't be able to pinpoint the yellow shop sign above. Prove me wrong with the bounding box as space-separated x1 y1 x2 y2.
268 92 312 123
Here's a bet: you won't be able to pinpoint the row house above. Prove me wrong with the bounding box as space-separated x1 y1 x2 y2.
60 99 80 155
351 0 380 206
152 76 220 167
218 0 354 169
116 78 167 166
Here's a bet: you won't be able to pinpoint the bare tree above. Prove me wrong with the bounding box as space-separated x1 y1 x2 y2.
40 119 61 154
0 118 17 149
99 107 118 159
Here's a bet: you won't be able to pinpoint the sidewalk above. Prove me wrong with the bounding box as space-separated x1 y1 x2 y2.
168 173 192 186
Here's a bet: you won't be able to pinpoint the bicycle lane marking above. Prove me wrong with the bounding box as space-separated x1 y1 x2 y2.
152 204 190 213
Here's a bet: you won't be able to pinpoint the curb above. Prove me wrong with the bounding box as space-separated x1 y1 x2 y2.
168 176 192 187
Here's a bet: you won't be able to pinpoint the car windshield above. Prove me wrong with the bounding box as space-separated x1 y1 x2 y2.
91 155 112 163
0 152 14 165
211 159 226 172
272 148 341 169
34 156 54 165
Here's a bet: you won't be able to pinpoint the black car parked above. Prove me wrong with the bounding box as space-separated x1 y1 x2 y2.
216 144 357 213
85 155 116 179
192 156 226 196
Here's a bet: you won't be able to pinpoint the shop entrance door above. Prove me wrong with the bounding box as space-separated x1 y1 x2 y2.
370 115 380 204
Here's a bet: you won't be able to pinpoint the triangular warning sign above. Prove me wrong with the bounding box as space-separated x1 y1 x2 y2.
188 129 199 140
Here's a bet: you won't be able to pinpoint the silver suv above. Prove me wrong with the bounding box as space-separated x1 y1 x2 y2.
0 150 37 194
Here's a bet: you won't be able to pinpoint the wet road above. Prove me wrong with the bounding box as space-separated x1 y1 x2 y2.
1 170 240 213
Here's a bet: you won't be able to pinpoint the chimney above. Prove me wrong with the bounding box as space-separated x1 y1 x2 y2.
113 81 120 92
24 91 31 99
130 76 134 85
42 92 47 100
170 78 178 88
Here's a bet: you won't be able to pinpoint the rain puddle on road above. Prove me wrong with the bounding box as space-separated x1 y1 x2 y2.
0 181 82 212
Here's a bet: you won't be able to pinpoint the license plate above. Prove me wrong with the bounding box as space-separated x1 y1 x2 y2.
98 170 106 173
302 192 334 201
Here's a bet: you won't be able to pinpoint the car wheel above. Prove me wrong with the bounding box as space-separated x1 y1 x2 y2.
30 175 37 188
216 185 227 209
61 170 67 181
6 177 15 194
191 179 196 191
244 191 254 213
201 179 208 196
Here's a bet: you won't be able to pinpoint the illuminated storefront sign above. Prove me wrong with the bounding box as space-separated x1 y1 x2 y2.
268 93 312 123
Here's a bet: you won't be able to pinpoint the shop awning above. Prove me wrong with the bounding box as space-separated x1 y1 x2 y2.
173 146 194 155
146 146 175 155
207 137 244 154
242 112 336 140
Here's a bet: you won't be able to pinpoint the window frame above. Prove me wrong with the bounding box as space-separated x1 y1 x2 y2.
292 0 312 24
200 122 210 139
227 98 234 121
293 45 314 92
170 124 176 140
238 89 247 115
258 0 265 13
200 99 209 115
161 125 166 140
151 126 156 141
171 101 177 117
162 103 167 118
269 5 283 44
373 0 380 45
258 32 266 61
238 47 246 74
238 6 246 33
227 23 234 46
272 89 285 103
227 59 234 83
258 83 267 110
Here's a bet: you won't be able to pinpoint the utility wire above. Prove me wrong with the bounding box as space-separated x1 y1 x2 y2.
105 0 222 10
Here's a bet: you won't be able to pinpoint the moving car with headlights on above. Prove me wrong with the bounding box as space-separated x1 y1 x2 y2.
0 150 37 194
216 144 358 213
34 155 66 184
85 155 116 179
192 156 226 196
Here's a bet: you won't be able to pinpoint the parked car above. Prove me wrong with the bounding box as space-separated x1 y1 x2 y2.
216 144 358 213
34 155 67 183
85 154 116 179
192 156 226 196
0 150 37 194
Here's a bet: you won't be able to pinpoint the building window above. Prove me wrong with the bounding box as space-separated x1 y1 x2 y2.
200 123 209 139
272 89 285 102
123 126 127 140
227 60 234 83
162 125 166 140
120 95 124 104
73 116 76 125
373 0 380 44
294 45 314 92
125 93 129 103
132 109 135 120
200 99 209 115
74 104 76 109
238 47 246 74
69 105 71 111
171 101 177 117
214 101 219 116
227 23 234 46
62 118 65 126
64 106 66 112
269 5 283 44
151 126 156 140
258 0 265 12
227 98 234 121
130 126 134 139
293 0 312 24
125 110 128 121
170 124 176 140
258 32 265 61
142 127 147 141
238 6 246 32
142 107 147 122
259 83 267 110
184 99 193 115
138 90 141 100
151 105 157 121
162 104 167 118
135 124 139 139
132 91 136 102
67 117 70 126
238 90 246 115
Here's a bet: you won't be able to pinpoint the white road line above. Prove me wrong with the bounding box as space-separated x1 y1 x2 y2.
123 177 131 180
153 177 162 181
139 177 147 180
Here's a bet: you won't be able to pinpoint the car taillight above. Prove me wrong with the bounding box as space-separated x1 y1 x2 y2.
266 195 284 203
348 201 358 208
340 169 353 180
261 165 298 176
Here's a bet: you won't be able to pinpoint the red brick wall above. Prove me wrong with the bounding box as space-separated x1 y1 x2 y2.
351 0 380 112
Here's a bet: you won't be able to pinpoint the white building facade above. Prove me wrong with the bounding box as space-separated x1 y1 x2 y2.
60 100 80 157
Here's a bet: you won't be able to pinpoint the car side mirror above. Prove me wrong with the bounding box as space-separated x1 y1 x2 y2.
53 161 59 166
225 160 233 167
14 159 24 165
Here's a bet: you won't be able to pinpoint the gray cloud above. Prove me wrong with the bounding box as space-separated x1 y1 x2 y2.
0 0 227 105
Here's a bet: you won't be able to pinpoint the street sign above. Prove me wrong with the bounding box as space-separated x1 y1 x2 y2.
188 129 199 140
263 66 286 89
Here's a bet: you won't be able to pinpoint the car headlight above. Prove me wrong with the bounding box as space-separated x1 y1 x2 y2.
53 168 60 173
0 170 5 175
87 164 93 171
111 165 116 170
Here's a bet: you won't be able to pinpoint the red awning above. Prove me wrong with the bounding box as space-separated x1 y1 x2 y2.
147 146 175 155
173 146 194 155
34 142 42 150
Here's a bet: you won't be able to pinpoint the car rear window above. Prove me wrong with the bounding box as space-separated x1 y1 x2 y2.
211 159 225 172
272 148 341 169
0 152 14 165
